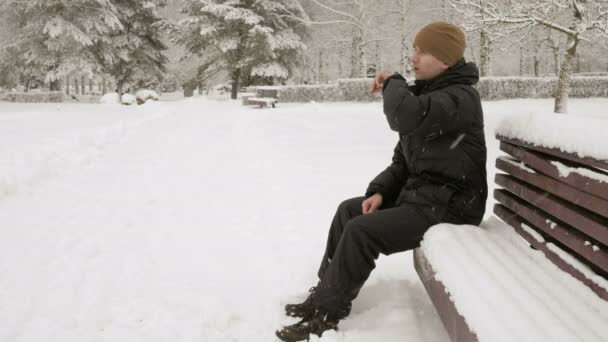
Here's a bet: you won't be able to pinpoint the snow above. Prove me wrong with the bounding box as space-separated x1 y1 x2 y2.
100 92 120 104
248 97 278 104
546 243 608 293
499 156 536 173
495 110 608 161
135 89 160 103
1 97 607 341
250 62 289 79
551 160 608 183
521 223 544 243
421 218 608 342
121 94 136 105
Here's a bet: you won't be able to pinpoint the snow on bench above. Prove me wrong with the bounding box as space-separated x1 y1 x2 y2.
495 112 608 167
415 111 608 342
415 219 608 342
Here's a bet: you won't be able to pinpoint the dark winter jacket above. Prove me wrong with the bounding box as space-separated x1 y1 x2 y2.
365 59 487 225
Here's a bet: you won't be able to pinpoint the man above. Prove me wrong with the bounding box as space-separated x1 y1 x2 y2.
276 21 487 341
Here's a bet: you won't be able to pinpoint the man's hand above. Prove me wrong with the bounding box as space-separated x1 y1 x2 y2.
362 193 383 214
369 71 392 94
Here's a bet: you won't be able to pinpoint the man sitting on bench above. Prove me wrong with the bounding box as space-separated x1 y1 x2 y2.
276 21 488 341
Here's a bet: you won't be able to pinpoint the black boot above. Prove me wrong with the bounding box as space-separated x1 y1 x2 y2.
284 286 353 320
275 309 340 342
284 286 318 319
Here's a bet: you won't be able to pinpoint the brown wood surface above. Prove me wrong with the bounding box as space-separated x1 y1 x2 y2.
494 204 608 301
494 189 608 275
499 141 608 202
496 134 608 171
495 174 608 245
414 249 478 342
496 156 608 217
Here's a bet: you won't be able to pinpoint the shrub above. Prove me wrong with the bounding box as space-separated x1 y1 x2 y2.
1 91 64 103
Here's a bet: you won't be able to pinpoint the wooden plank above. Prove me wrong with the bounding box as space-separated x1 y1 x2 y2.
495 174 608 245
494 189 608 274
496 156 608 217
494 204 608 301
499 141 608 202
414 249 478 342
496 134 608 171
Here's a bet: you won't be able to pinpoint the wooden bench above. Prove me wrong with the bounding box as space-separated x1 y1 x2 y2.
414 134 608 342
246 87 280 108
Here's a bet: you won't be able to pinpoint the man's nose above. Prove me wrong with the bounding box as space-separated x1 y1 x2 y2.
410 53 418 63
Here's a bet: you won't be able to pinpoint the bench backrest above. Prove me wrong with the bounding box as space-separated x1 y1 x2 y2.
256 88 278 98
494 134 608 301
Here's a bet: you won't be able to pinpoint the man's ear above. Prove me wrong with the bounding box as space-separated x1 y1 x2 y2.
440 63 450 71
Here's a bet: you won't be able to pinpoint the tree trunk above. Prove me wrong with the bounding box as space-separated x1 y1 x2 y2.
49 79 60 91
479 30 492 76
318 48 323 83
338 47 344 77
375 41 380 73
350 35 360 78
230 68 240 100
350 32 367 78
554 36 578 114
89 78 93 93
534 56 540 77
519 46 525 76
359 36 367 78
554 50 560 76
102 76 107 95
81 75 85 95
400 1 410 76
117 80 124 96
66 77 70 95
74 78 79 96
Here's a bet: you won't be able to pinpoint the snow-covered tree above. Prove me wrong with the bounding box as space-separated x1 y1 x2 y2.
389 0 415 76
0 0 121 91
91 0 169 95
175 0 308 99
291 0 396 78
450 0 608 113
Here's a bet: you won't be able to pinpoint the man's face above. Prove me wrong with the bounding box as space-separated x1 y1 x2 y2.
410 47 449 80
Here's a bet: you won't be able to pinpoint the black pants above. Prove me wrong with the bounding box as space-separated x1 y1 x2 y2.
314 196 440 313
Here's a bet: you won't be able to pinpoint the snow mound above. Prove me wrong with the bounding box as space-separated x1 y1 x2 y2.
121 94 136 105
420 217 608 342
100 93 120 104
135 90 159 105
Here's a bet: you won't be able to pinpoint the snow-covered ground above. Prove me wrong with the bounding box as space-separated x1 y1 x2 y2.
1 97 607 341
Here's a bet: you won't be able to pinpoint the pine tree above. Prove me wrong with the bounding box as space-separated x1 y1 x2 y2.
176 0 308 99
0 0 121 91
91 0 169 95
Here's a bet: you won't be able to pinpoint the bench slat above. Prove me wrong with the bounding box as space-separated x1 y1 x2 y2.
500 141 608 202
495 174 608 245
494 204 608 301
496 134 608 171
414 249 479 342
496 156 608 217
494 189 608 274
